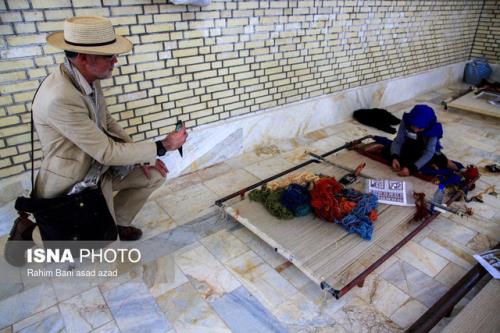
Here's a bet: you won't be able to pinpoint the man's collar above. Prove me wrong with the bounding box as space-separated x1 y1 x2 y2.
69 62 94 96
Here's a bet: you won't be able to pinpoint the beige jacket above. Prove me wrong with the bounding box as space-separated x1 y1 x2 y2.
33 64 157 198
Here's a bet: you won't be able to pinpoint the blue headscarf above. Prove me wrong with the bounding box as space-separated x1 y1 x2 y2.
403 104 443 150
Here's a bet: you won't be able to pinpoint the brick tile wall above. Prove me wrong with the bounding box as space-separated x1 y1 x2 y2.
0 0 488 179
470 0 500 62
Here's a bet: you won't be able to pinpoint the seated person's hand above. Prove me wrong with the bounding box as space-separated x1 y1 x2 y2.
161 123 188 151
142 159 168 179
398 167 410 177
392 158 401 171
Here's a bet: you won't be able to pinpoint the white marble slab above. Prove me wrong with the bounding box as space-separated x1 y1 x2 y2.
90 321 120 333
174 244 240 301
156 282 231 333
225 250 298 310
199 229 249 263
210 286 287 333
271 291 336 330
11 306 65 333
419 234 475 270
58 287 112 333
156 183 219 225
390 299 428 330
355 275 410 318
331 296 403 332
381 261 447 307
144 258 188 298
428 217 477 245
131 200 176 240
243 156 296 180
103 280 171 333
0 283 57 328
435 262 468 289
396 241 449 277
203 168 261 198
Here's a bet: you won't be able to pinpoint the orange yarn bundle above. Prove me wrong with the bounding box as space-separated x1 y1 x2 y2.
310 177 356 222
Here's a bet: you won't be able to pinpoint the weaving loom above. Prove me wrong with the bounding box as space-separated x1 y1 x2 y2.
216 137 478 298
447 91 500 119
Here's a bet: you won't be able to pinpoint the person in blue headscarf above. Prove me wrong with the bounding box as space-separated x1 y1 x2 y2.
390 104 458 177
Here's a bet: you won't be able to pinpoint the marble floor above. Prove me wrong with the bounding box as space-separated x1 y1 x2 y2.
0 86 499 333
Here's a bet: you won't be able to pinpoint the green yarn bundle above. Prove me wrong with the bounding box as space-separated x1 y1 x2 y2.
249 187 294 219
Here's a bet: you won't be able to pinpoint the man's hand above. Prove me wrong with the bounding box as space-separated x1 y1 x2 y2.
161 123 188 151
392 158 401 171
142 159 168 179
398 167 410 177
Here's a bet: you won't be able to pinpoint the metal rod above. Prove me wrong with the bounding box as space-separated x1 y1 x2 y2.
308 151 371 180
215 135 374 206
308 152 338 168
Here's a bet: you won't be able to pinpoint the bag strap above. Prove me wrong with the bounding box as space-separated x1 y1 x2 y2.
30 77 48 193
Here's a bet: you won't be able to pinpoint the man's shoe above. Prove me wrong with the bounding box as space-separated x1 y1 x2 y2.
117 225 143 241
4 212 37 267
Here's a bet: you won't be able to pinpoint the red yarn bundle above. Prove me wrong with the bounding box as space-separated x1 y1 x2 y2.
463 165 479 181
310 177 356 222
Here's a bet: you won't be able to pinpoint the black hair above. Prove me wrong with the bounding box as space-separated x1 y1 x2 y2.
64 50 78 58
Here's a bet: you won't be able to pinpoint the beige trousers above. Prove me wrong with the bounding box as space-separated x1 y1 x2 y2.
101 166 164 227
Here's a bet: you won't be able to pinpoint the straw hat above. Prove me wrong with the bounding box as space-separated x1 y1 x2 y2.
46 16 132 55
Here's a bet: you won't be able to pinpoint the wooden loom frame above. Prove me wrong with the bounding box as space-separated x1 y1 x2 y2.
215 136 478 299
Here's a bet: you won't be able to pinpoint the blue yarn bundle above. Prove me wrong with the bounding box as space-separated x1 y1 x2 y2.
340 189 378 240
280 183 311 216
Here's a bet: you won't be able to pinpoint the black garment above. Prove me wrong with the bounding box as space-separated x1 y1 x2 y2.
382 136 448 173
353 108 401 134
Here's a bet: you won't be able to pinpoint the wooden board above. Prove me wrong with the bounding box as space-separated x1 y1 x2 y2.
224 150 441 292
448 91 500 119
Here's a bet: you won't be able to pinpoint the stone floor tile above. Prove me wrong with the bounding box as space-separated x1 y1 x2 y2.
427 217 477 245
419 234 475 270
131 200 176 240
11 306 64 333
225 250 298 310
59 287 112 333
355 274 410 318
210 286 287 333
90 320 120 333
396 241 449 277
243 156 296 180
156 183 219 226
195 162 234 181
331 296 402 332
200 229 249 263
272 291 336 331
434 262 468 289
390 299 428 329
103 280 171 333
381 261 447 307
203 168 261 198
157 282 231 333
175 243 240 302
0 283 57 328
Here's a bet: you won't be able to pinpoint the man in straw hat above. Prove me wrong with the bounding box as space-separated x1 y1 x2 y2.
29 16 187 240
